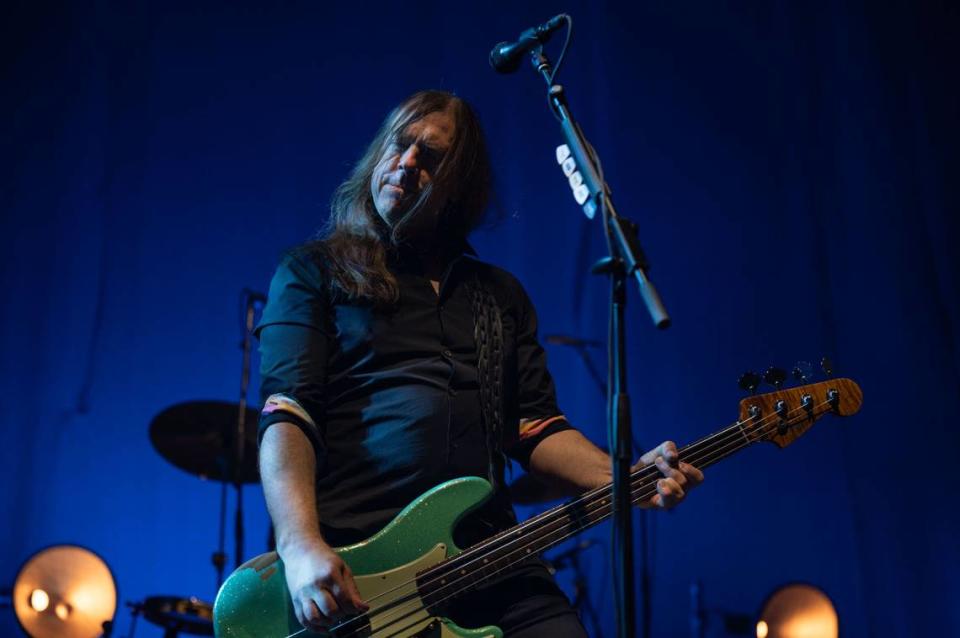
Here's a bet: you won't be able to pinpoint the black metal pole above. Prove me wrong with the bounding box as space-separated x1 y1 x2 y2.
639 506 651 638
233 294 258 570
610 260 635 638
526 43 671 638
212 479 227 590
533 47 643 637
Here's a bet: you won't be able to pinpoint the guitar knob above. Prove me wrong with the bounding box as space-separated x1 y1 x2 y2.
792 361 814 383
763 366 787 389
821 356 834 377
738 371 761 394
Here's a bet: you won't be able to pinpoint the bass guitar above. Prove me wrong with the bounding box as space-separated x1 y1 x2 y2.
213 377 862 638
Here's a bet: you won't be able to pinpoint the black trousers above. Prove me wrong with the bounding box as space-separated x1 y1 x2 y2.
509 612 589 637
443 559 589 637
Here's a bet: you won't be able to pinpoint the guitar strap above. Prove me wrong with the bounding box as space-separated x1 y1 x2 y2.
469 276 508 491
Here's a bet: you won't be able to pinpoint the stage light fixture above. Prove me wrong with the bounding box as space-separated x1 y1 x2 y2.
756 583 838 638
28 590 49 612
12 545 117 638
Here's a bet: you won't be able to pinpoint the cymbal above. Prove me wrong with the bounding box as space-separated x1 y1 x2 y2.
149 401 260 484
140 596 213 636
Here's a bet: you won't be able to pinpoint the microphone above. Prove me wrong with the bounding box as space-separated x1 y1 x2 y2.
489 14 566 74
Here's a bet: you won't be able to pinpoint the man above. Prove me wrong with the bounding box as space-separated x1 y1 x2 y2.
256 90 703 636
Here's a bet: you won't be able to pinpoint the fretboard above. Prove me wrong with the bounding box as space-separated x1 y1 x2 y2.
418 419 753 604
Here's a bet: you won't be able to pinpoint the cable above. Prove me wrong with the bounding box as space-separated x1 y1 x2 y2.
550 14 574 85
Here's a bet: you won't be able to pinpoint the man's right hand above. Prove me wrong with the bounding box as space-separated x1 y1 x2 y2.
281 538 369 632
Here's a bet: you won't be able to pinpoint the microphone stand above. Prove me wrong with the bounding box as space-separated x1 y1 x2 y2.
526 47 671 638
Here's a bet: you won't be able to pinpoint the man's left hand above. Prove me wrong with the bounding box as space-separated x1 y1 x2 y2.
633 441 704 509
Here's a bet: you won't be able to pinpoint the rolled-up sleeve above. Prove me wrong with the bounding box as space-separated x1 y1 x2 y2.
256 251 330 464
506 280 574 468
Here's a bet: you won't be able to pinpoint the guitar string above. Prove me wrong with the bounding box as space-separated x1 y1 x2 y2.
332 401 835 638
414 387 841 586
302 396 839 638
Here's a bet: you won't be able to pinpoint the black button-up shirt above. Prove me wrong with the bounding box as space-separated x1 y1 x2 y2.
256 245 571 546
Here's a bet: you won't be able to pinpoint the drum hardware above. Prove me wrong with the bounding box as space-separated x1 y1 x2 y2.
543 539 605 638
138 398 256 638
124 597 213 638
149 289 265 590
149 401 260 484
149 399 260 590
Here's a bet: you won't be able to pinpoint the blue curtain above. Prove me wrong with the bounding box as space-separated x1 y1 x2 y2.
2 1 956 636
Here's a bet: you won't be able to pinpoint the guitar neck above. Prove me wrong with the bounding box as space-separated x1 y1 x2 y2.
419 420 751 599
420 376 865 601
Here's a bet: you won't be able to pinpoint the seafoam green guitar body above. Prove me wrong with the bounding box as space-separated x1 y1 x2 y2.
213 477 503 638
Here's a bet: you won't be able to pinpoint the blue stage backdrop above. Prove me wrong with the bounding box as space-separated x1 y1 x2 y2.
2 1 957 637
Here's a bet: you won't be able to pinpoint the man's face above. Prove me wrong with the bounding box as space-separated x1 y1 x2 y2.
370 109 456 232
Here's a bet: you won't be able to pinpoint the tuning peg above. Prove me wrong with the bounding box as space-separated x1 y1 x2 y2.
763 366 787 389
738 371 761 394
821 356 834 377
792 361 814 383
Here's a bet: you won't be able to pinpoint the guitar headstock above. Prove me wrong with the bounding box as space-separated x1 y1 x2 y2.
737 378 862 448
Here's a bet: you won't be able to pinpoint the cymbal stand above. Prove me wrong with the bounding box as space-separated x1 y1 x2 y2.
546 540 605 637
212 290 264 590
570 548 604 638
121 601 143 638
212 479 227 589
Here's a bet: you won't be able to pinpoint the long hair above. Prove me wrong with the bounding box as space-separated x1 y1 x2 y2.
315 90 493 306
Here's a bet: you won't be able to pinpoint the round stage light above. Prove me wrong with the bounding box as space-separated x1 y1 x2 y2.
12 545 117 638
757 583 838 638
28 589 49 612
